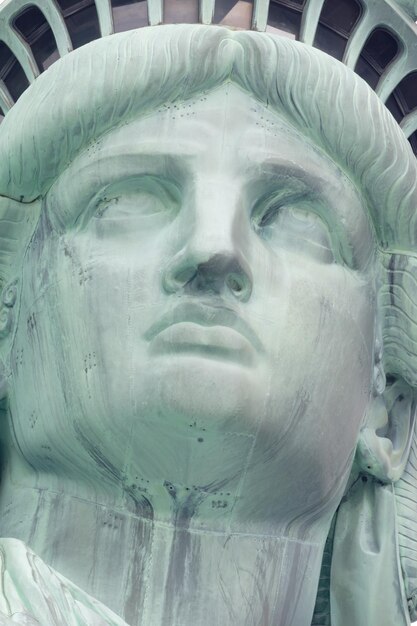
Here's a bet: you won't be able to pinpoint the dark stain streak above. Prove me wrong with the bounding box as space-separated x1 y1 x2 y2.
124 485 154 520
27 313 36 332
164 480 177 501
160 486 207 624
63 243 73 258
73 422 122 484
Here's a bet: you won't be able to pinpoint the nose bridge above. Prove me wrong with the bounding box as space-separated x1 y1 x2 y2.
163 175 252 300
189 175 242 259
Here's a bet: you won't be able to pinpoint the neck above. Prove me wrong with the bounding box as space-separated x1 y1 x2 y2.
0 456 328 626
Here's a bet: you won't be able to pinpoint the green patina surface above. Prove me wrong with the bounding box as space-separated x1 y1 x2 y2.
0 23 416 626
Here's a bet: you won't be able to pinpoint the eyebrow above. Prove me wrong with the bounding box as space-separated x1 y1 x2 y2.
246 156 327 192
79 151 193 179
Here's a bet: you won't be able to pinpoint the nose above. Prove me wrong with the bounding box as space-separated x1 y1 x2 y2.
163 202 252 303
164 251 252 301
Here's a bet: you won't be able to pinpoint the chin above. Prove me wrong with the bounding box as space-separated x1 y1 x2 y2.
144 355 264 433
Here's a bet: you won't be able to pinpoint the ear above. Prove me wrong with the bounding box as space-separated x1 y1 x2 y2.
357 375 416 482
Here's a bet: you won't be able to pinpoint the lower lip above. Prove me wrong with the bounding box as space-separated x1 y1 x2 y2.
149 322 255 366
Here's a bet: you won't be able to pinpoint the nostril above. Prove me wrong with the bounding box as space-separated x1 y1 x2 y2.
163 252 252 299
226 272 251 301
163 265 197 294
176 267 197 287
227 275 243 293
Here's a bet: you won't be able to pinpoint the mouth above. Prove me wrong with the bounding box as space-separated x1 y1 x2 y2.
144 301 263 365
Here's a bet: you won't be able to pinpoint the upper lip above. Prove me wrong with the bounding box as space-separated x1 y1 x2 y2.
144 300 264 353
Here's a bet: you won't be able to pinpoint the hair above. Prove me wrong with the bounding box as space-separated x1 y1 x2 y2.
0 24 417 622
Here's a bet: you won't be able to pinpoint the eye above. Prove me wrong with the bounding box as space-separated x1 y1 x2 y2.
82 176 180 236
95 177 178 220
257 202 313 229
253 196 335 263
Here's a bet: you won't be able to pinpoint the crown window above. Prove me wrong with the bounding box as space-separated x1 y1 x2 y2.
213 0 254 29
408 130 417 155
164 0 199 23
266 1 306 39
13 6 59 72
111 0 148 31
355 28 400 89
386 70 417 131
55 0 101 49
386 70 417 154
394 71 417 115
0 40 29 101
385 93 402 122
314 0 363 61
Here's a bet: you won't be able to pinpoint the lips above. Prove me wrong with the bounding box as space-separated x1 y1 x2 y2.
144 301 263 365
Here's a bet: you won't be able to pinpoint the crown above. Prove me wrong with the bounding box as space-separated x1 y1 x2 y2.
0 0 416 154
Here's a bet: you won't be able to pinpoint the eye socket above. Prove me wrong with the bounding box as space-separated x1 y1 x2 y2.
82 176 180 235
257 202 313 229
94 176 179 219
253 195 336 264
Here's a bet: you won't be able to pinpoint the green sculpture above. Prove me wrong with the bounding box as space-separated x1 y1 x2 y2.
0 23 417 626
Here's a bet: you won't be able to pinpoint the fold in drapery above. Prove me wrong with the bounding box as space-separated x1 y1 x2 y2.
331 478 409 626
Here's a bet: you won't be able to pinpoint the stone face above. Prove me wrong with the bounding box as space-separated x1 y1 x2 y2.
0 24 416 626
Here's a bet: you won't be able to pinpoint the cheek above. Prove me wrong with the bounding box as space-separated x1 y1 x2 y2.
254 261 375 447
9 236 167 468
242 265 376 523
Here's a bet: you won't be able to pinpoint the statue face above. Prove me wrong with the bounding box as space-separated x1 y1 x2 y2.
10 85 377 530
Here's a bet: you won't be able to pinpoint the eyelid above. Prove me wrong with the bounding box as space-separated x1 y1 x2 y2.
251 190 312 228
92 175 180 207
78 174 181 227
251 190 348 263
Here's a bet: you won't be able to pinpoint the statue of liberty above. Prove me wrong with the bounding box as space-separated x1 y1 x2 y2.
0 2 417 625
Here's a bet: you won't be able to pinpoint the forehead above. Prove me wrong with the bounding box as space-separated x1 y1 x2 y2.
88 83 346 179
